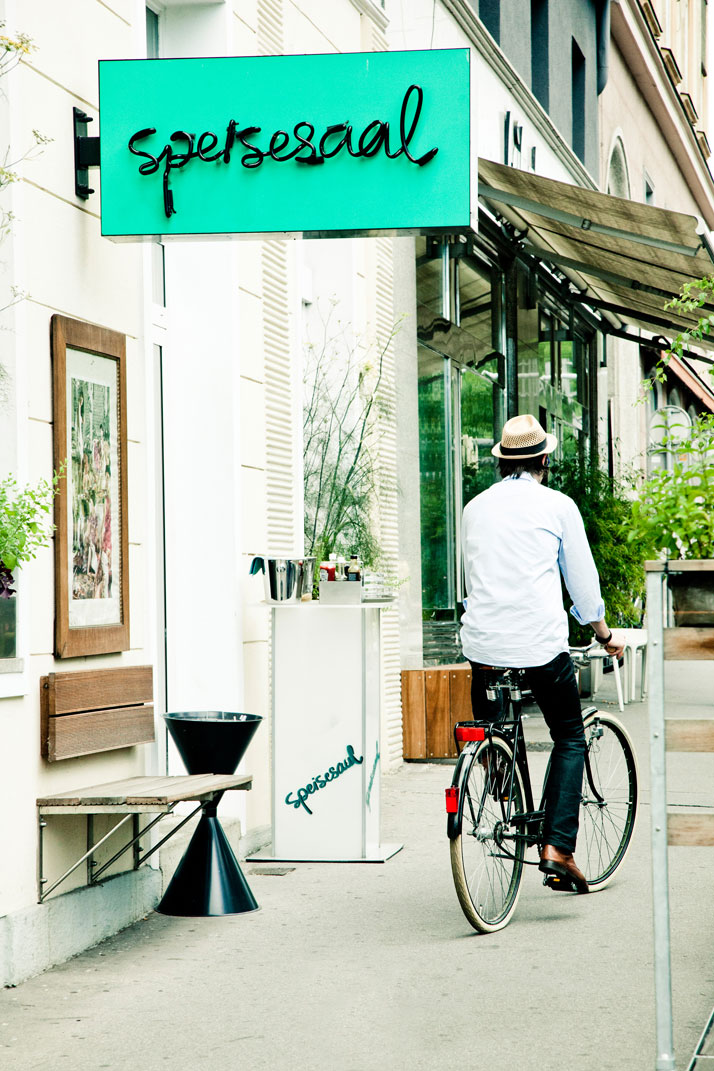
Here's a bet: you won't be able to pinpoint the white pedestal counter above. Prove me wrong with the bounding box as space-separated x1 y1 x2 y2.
250 602 401 863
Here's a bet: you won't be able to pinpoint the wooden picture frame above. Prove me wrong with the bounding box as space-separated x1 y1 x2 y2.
51 316 130 658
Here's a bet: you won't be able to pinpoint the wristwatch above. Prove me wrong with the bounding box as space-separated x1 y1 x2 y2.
596 630 613 646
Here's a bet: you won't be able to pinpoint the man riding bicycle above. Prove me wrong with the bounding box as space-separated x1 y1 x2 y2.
460 414 625 894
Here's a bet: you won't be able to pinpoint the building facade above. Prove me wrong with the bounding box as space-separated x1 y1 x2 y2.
1 0 713 984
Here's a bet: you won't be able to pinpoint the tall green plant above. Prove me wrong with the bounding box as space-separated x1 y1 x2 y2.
551 456 645 644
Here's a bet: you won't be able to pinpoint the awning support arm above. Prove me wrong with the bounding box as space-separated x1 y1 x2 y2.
479 181 704 259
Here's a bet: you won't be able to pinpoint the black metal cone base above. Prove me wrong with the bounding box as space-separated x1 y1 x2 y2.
157 814 259 917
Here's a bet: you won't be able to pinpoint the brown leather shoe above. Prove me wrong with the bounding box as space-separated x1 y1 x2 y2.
539 844 590 894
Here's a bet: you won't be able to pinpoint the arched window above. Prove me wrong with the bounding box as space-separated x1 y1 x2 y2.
607 137 631 199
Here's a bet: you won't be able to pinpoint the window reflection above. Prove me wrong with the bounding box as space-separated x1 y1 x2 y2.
416 240 505 651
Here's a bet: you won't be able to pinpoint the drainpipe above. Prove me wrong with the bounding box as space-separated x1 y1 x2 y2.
597 0 611 95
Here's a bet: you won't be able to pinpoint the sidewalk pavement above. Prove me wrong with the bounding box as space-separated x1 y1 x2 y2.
1 660 713 1071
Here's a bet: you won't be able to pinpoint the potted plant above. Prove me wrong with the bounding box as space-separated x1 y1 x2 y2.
0 470 62 657
627 413 714 625
551 454 646 644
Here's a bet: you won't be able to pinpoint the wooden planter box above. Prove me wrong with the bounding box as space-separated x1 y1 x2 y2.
401 663 472 760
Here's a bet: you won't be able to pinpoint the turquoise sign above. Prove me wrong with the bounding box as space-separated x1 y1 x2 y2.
98 49 471 239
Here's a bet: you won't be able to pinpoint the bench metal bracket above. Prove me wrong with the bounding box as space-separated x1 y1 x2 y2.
37 798 213 903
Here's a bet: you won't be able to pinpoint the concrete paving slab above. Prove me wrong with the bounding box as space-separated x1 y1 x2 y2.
0 663 712 1071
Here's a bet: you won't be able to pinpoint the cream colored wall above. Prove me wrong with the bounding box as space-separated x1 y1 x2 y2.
0 0 153 916
0 0 399 932
599 38 713 479
601 42 703 214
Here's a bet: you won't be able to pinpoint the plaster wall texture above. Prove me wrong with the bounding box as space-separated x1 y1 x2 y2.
391 238 424 672
600 41 704 217
0 0 153 936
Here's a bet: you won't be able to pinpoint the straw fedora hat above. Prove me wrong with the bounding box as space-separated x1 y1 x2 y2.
491 414 558 459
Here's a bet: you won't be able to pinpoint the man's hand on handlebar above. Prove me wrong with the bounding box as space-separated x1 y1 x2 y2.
588 619 625 661
602 632 625 660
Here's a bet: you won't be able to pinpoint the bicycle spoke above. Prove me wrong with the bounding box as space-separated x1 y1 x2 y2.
577 715 637 886
450 738 527 931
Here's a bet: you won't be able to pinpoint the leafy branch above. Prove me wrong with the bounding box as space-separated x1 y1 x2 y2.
303 304 400 574
640 276 714 398
1 23 51 319
0 467 65 595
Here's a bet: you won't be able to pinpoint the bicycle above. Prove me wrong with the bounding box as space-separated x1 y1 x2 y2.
446 644 639 933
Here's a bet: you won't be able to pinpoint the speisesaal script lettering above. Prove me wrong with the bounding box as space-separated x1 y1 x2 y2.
127 84 439 218
285 744 364 815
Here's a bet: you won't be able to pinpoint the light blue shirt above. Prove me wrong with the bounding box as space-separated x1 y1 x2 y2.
460 473 605 667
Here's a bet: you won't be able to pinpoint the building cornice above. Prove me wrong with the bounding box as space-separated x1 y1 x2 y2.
611 0 714 227
349 0 389 33
441 0 598 190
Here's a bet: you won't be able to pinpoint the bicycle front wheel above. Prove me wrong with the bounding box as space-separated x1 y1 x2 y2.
579 711 638 888
450 737 526 933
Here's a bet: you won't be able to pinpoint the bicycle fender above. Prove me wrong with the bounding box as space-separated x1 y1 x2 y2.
447 748 471 840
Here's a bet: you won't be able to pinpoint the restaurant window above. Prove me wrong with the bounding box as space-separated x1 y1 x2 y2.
571 39 586 162
607 138 631 199
531 0 549 110
416 238 506 662
517 265 593 463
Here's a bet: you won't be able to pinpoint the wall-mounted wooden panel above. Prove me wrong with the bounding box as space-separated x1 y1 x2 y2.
41 666 154 762
47 706 155 762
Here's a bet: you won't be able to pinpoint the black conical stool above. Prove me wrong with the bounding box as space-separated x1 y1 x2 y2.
157 711 262 917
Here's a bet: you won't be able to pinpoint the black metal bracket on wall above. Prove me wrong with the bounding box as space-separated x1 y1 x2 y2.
73 107 100 199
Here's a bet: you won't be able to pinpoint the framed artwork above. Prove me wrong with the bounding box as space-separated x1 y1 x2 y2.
51 316 130 658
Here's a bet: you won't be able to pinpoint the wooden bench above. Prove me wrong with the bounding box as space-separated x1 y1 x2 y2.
37 773 252 902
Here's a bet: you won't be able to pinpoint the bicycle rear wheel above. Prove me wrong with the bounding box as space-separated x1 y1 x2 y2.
450 737 526 933
579 711 638 888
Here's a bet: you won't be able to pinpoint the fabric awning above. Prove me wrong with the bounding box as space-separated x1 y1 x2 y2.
478 159 714 342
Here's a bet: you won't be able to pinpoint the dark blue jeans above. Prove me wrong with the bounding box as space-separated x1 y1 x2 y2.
468 651 586 854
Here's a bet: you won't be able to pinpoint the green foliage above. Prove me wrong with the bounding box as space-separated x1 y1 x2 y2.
0 469 64 577
551 456 646 645
641 276 714 395
627 413 714 561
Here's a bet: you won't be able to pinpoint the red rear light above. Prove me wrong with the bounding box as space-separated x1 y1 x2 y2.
455 726 486 743
445 786 459 813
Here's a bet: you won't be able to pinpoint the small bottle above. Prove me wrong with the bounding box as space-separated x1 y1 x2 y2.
347 554 361 582
320 560 336 582
335 555 347 580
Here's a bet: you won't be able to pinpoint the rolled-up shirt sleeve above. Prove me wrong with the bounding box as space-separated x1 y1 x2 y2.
558 498 605 625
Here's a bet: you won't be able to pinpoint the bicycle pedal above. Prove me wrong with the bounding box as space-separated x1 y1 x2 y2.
542 872 580 893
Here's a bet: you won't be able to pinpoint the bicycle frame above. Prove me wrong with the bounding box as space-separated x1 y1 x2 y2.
447 675 543 849
448 666 607 863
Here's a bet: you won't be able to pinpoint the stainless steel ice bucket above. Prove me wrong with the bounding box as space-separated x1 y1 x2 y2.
249 556 316 603
296 557 316 599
